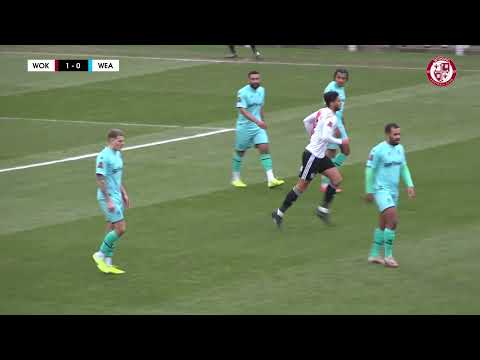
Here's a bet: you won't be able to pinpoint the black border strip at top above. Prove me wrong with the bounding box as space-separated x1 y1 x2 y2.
1 4 477 44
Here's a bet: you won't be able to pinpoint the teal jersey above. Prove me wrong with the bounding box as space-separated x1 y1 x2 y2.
95 146 124 201
236 84 265 129
366 141 407 193
324 81 346 122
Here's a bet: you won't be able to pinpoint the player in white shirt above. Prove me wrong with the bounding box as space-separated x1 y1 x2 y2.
272 91 350 227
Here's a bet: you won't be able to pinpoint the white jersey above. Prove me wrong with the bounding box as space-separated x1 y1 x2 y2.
303 107 343 158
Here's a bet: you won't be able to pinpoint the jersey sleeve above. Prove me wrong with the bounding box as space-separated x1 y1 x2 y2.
366 147 380 170
303 111 318 135
236 90 248 109
319 115 342 145
96 153 107 176
401 145 407 165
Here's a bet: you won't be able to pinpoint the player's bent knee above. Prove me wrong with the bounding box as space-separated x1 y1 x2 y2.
326 149 336 159
297 180 309 192
114 222 126 236
256 144 269 153
332 175 343 187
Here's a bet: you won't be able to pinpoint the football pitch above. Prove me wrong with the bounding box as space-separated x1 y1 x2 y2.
0 45 479 314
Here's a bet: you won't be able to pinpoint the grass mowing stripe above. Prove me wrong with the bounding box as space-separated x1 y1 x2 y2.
0 116 230 130
0 128 234 174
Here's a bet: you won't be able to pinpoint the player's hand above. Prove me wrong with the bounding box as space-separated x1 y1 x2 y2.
256 120 267 129
341 137 350 146
365 193 374 203
107 199 115 212
123 193 130 209
407 187 416 199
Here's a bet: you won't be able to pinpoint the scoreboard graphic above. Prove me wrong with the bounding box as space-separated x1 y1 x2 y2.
27 59 119 72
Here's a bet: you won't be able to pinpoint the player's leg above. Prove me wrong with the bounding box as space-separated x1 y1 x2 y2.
272 151 315 227
333 123 350 165
320 147 338 192
374 191 399 267
321 125 349 192
231 127 251 187
368 213 386 265
316 161 342 223
226 45 238 58
383 206 399 268
250 45 262 59
93 199 126 274
254 129 284 188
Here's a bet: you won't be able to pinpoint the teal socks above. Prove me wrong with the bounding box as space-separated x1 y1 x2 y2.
384 228 396 258
100 230 120 257
369 228 384 257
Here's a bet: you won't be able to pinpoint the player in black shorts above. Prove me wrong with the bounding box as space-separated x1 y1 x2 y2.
226 45 262 59
272 91 350 227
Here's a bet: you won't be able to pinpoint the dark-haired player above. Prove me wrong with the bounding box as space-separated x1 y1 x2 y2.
320 68 350 193
365 123 416 268
231 70 284 189
272 91 349 227
226 45 262 59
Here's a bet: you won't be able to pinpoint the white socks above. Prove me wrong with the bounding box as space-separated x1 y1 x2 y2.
317 206 329 214
266 169 275 182
105 257 112 266
95 251 105 259
233 170 275 182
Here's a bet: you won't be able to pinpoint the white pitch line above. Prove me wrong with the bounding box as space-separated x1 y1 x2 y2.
2 50 479 72
0 116 228 131
0 128 235 174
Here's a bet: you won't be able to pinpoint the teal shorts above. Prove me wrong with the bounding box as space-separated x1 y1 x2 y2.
327 122 348 150
235 125 269 151
374 190 399 213
98 198 124 223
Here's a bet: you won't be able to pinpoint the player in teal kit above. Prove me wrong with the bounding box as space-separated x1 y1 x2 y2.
231 70 284 188
92 129 130 275
365 123 416 268
320 69 350 192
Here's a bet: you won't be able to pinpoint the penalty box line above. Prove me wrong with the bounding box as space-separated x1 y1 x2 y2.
0 128 235 174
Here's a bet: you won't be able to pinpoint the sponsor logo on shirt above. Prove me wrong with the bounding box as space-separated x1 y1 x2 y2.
383 161 402 167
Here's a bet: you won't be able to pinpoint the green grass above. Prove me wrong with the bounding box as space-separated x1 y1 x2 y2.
0 45 479 314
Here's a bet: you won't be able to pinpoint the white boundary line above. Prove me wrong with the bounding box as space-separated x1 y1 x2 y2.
0 128 235 174
0 116 228 130
2 50 480 72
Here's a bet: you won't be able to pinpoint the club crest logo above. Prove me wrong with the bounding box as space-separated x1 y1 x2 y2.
426 56 457 87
